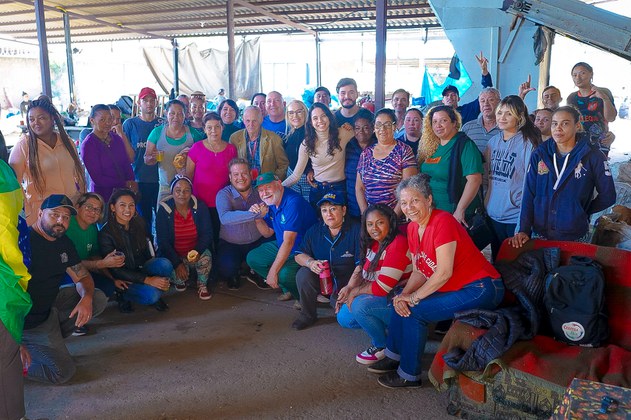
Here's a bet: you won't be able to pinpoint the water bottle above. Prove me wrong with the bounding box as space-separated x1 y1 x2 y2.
319 261 333 296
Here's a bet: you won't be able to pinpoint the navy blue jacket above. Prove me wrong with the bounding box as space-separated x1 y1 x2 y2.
298 218 361 292
519 135 615 240
156 196 212 267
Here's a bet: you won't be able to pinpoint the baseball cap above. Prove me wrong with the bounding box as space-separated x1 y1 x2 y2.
40 194 77 215
317 192 346 207
255 172 279 187
138 87 157 100
442 85 459 97
191 90 206 98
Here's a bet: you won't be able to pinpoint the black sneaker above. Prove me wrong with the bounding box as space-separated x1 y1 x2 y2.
377 371 422 389
72 326 89 336
245 273 271 290
227 276 241 290
291 316 316 331
367 357 399 374
115 290 134 313
154 298 169 312
434 319 453 335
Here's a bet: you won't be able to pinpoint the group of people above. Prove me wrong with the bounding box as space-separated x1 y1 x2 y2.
0 57 621 419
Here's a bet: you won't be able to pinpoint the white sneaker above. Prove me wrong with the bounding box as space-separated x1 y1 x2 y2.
316 294 330 304
356 346 385 365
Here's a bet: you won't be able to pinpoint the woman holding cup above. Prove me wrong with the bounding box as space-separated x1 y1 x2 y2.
98 189 174 311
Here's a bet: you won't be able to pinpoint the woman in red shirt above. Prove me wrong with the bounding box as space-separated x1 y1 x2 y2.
368 173 504 388
336 204 412 365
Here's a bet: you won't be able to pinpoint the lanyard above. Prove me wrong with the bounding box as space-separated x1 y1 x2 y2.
552 152 571 191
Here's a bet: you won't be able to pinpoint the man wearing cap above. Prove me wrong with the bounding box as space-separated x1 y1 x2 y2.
314 86 331 108
230 106 289 181
214 88 226 106
441 52 493 125
21 194 107 384
123 87 164 234
335 78 361 127
247 173 317 302
292 192 361 330
0 159 31 419
262 91 287 139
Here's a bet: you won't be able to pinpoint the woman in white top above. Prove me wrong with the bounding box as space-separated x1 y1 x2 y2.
282 102 353 207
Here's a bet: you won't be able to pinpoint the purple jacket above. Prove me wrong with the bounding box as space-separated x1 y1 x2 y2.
81 131 134 201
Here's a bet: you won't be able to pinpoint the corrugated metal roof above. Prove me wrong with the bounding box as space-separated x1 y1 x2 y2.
0 0 439 43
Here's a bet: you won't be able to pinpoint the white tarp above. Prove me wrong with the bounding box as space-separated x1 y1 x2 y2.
143 38 262 100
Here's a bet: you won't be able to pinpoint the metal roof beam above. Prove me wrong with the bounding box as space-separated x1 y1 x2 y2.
9 0 171 40
233 0 316 36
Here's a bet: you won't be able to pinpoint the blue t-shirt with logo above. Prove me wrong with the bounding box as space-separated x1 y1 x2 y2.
122 116 164 183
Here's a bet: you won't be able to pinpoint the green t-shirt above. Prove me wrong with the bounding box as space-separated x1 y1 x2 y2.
147 124 204 146
65 216 100 261
420 135 483 214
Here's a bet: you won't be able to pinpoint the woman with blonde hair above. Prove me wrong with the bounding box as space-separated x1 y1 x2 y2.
9 96 86 225
283 99 310 200
418 105 482 231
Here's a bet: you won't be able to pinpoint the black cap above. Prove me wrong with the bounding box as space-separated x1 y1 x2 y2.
442 85 459 97
40 194 77 215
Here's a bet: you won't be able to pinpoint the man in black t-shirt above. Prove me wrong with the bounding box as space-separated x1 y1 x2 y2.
22 195 107 385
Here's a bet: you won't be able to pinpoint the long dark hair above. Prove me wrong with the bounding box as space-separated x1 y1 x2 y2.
497 95 541 149
304 102 341 157
106 188 147 252
26 96 86 196
360 204 399 273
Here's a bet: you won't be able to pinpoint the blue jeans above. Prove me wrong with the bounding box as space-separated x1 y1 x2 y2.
216 237 267 280
385 277 504 381
337 294 391 348
120 257 173 306
309 180 346 210
489 219 517 262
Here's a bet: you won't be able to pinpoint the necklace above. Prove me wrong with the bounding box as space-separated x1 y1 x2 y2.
95 132 111 146
205 140 223 156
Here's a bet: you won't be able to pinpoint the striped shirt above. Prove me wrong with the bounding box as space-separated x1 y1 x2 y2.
461 114 500 154
362 234 412 296
174 209 198 257
357 140 416 210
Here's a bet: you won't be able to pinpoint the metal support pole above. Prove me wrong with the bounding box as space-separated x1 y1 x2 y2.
34 0 52 97
172 38 180 96
63 12 76 104
227 0 236 99
374 0 387 108
315 32 321 87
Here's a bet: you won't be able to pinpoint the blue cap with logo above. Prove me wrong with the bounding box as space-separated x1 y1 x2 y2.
40 194 77 215
316 192 346 207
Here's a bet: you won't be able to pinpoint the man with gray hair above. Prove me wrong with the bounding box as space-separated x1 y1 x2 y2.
262 91 287 139
462 87 501 154
229 106 289 181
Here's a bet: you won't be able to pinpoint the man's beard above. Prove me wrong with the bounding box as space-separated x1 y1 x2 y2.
342 102 356 110
42 222 66 238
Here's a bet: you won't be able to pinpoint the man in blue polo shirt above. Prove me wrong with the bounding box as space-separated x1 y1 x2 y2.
292 192 361 330
246 172 317 302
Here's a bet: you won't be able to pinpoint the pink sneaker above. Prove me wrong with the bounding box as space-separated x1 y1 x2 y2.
356 346 385 365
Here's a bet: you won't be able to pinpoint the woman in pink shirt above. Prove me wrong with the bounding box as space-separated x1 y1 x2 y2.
186 112 237 247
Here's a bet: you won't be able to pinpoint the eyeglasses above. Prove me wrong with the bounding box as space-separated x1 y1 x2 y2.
83 204 102 213
374 122 394 131
287 110 304 116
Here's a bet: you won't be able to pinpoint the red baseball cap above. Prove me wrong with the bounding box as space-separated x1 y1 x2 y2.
138 87 157 100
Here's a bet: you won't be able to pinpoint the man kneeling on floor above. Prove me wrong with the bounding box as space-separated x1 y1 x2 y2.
247 173 317 304
22 195 107 384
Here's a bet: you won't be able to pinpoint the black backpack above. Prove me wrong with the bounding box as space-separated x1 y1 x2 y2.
543 256 608 347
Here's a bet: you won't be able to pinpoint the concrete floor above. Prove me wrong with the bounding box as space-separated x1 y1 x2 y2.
24 282 456 420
